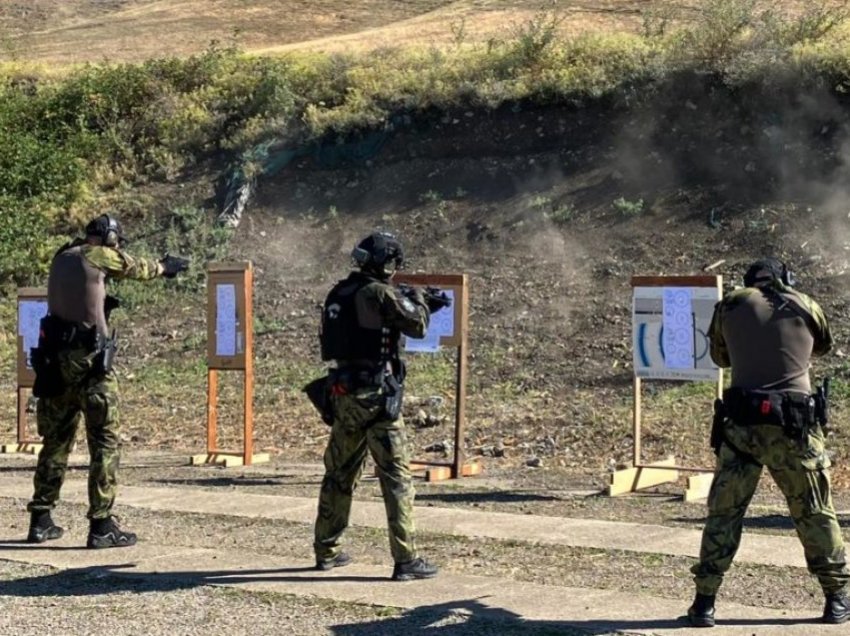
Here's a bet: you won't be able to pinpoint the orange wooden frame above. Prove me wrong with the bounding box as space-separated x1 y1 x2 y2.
393 273 480 481
191 262 267 468
2 289 47 455
608 275 723 500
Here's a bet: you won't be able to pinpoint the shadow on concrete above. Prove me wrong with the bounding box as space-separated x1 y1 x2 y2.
151 477 320 488
0 564 826 632
415 491 564 505
329 598 822 635
0 563 395 598
673 514 850 530
0 540 92 552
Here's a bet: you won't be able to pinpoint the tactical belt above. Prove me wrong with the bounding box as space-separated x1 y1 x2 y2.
721 387 815 443
40 315 99 352
331 366 385 389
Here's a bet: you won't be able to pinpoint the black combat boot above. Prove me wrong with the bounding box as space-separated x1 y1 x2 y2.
391 557 438 581
315 552 352 571
823 590 850 624
26 511 64 544
687 593 716 628
86 515 137 549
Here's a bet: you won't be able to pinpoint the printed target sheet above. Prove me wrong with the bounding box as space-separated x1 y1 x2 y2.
633 286 719 381
405 289 456 353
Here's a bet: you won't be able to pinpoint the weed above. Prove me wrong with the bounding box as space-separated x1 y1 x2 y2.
510 10 564 67
255 315 287 335
642 5 677 39
419 190 442 203
450 17 468 49
548 203 578 225
612 197 645 217
529 194 553 211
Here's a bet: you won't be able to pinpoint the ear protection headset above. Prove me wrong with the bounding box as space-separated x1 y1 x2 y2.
85 214 124 248
743 258 795 288
351 232 404 271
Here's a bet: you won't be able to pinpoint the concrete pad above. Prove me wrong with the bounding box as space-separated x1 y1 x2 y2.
0 539 834 635
0 477 808 569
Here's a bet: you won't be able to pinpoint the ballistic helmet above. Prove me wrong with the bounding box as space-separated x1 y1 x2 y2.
351 232 404 279
743 257 795 288
85 214 126 248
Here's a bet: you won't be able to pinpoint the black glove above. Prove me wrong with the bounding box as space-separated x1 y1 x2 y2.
424 287 452 314
398 284 424 303
159 254 190 278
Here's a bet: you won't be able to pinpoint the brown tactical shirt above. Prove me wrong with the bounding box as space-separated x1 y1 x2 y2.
709 283 831 394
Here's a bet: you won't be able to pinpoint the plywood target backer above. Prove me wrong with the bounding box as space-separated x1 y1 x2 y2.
392 273 479 481
608 275 722 499
2 288 48 455
191 262 268 468
207 264 250 370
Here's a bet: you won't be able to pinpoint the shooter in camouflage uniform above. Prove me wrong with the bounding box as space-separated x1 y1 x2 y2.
27 214 188 549
313 232 440 581
688 258 849 626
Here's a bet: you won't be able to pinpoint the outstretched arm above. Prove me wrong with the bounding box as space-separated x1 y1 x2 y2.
84 246 162 281
379 285 429 339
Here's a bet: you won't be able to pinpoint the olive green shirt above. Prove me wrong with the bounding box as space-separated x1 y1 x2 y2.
81 245 162 281
354 277 429 339
709 282 831 393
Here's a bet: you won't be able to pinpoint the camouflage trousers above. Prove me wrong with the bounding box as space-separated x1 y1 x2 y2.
314 385 417 564
692 421 848 595
28 346 121 520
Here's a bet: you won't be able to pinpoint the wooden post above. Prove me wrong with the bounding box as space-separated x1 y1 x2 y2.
17 388 26 443
452 275 470 479
633 376 642 467
243 264 254 465
2 288 46 455
207 369 218 453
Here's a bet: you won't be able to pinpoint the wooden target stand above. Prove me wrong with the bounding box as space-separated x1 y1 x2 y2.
190 262 269 468
390 273 480 482
608 275 723 502
2 288 48 455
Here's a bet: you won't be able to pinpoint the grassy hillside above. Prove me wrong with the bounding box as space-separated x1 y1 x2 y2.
3 1 850 283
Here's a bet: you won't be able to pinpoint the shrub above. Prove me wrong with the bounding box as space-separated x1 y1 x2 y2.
612 197 645 217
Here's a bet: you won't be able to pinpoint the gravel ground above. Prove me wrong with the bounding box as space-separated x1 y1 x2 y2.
0 496 827 613
0 559 595 636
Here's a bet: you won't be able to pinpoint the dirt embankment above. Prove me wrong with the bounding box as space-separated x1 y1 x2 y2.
6 73 850 485
205 74 850 479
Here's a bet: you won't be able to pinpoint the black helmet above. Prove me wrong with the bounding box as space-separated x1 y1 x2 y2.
85 214 126 248
743 257 795 288
351 232 404 279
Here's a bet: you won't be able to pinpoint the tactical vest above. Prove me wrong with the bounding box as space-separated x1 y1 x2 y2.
320 273 399 363
47 242 108 337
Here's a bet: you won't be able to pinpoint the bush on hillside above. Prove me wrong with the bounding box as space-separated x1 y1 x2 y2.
0 46 297 287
